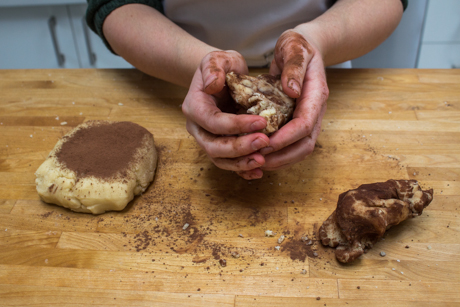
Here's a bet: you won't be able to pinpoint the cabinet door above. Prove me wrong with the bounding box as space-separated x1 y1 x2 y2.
416 0 460 68
69 4 133 68
0 5 80 69
351 0 427 68
421 0 460 43
417 44 460 69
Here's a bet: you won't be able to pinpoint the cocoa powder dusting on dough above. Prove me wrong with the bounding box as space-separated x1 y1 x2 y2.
55 121 151 180
319 179 433 263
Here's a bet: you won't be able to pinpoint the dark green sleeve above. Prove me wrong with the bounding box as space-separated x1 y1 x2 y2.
328 0 408 11
86 0 164 54
401 0 408 11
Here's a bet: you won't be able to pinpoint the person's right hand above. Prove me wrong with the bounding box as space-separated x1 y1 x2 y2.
258 29 329 172
181 50 270 180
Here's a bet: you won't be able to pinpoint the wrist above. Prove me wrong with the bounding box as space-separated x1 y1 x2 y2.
293 22 328 64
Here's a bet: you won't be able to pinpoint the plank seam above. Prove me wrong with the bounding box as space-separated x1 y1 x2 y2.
8 199 18 214
337 279 340 299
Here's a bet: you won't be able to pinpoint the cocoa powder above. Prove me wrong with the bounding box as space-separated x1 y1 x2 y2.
55 121 151 179
282 238 318 262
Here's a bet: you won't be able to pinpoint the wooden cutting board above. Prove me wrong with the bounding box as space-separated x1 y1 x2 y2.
0 68 459 306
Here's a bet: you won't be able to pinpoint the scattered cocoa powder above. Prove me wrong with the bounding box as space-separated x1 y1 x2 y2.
40 211 54 218
282 238 318 262
99 146 325 267
134 230 152 252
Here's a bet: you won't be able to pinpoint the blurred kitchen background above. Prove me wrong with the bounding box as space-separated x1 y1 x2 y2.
0 0 458 69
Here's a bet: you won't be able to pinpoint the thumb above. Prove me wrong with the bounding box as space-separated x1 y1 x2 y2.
273 30 314 98
200 50 248 95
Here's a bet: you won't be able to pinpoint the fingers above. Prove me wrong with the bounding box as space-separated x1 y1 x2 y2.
186 34 325 177
261 52 328 156
186 119 269 158
188 118 267 177
181 50 271 179
183 94 267 135
201 50 248 95
213 154 265 172
269 58 282 76
236 168 264 180
259 29 328 171
262 102 327 171
272 30 314 98
186 119 268 175
182 65 267 136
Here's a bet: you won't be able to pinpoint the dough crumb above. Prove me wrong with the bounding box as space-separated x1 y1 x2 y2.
277 235 285 244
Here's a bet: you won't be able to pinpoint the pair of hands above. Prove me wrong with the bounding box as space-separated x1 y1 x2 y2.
181 29 329 180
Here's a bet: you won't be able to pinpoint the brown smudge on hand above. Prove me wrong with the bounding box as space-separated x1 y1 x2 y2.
275 31 312 67
206 57 224 75
274 31 313 98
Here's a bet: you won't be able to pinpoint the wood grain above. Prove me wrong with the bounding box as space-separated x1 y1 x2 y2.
0 68 459 306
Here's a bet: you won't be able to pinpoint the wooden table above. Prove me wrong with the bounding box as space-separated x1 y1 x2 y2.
0 68 459 306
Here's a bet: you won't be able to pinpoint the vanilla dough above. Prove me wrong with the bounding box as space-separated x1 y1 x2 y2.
226 72 296 135
35 120 157 214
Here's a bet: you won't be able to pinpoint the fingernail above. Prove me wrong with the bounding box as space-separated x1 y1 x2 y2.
259 146 274 155
237 170 263 180
288 79 300 97
204 75 217 89
250 120 266 131
251 137 269 151
248 159 262 168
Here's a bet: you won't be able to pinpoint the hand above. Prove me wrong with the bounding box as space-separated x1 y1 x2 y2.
182 50 270 180
257 29 329 171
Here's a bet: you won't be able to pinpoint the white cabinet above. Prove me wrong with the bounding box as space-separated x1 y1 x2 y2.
418 44 460 69
0 2 133 69
0 5 80 68
345 0 460 69
351 0 427 68
417 0 460 68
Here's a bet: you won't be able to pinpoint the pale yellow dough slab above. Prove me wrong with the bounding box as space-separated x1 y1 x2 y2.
35 121 157 214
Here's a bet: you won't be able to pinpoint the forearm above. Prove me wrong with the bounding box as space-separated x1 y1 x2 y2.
296 0 404 66
103 4 219 87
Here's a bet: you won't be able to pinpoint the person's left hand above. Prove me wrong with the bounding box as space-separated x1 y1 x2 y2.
237 29 329 178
